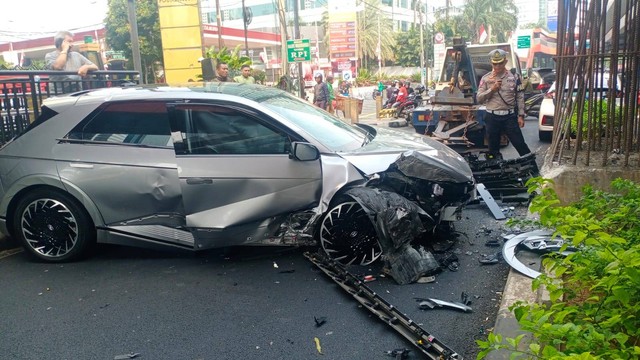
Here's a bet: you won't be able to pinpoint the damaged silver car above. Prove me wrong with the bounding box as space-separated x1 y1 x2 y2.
0 84 475 266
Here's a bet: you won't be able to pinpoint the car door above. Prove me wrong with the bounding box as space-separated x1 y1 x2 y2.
167 102 322 248
55 100 186 238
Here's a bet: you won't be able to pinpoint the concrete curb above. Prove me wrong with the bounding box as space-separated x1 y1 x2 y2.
486 244 546 359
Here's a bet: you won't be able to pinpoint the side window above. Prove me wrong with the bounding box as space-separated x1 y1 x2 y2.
67 101 171 146
169 104 290 155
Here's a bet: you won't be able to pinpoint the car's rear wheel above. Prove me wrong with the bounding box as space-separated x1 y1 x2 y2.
319 199 382 265
13 189 95 262
539 130 552 142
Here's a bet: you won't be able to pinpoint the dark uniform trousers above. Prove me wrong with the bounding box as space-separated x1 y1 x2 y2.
485 112 531 157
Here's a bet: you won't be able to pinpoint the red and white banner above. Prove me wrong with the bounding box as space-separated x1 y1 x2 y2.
479 24 488 44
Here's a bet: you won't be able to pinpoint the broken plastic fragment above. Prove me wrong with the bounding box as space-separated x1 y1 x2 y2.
273 262 279 268
314 337 323 354
314 316 327 327
384 348 411 359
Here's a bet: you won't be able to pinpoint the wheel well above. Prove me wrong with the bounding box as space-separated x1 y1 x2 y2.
6 185 93 237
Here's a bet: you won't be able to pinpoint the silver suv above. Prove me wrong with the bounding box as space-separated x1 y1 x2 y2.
0 83 475 265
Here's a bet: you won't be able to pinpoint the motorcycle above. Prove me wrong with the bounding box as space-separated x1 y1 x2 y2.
383 88 399 109
394 85 426 121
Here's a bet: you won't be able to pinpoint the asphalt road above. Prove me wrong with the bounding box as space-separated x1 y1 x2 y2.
0 91 549 360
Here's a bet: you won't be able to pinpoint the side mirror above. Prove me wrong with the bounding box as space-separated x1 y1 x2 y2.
290 142 320 161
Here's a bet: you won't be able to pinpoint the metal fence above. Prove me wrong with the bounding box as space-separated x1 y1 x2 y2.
548 0 639 167
0 70 139 145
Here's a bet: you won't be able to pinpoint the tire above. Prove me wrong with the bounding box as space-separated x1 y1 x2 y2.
539 130 552 142
319 199 382 266
13 189 95 262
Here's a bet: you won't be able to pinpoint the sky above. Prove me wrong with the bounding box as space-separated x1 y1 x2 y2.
0 0 109 44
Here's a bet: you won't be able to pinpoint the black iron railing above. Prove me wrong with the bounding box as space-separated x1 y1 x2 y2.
0 70 139 144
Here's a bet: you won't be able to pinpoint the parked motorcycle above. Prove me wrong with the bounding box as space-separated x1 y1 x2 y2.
383 88 399 108
394 84 426 121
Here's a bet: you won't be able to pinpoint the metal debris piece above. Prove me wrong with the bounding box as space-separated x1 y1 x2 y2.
502 230 552 279
476 183 506 220
305 251 462 359
479 252 501 265
314 316 327 327
416 298 473 312
114 353 140 360
384 348 411 359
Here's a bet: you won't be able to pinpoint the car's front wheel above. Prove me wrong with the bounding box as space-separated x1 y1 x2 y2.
13 189 95 262
319 199 382 266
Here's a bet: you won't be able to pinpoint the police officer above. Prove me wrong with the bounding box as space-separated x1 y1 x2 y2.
477 49 531 159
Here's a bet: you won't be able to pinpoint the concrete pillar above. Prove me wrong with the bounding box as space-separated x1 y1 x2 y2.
375 95 382 117
348 98 359 124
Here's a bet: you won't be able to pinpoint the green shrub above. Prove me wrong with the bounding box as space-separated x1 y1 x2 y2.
569 99 622 137
477 177 640 359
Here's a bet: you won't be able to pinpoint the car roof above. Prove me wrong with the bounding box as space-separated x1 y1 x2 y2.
42 83 286 107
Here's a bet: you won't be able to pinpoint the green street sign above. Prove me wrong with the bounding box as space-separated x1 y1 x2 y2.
517 35 531 49
287 39 311 62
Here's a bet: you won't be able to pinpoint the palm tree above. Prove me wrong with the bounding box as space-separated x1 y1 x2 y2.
461 0 518 43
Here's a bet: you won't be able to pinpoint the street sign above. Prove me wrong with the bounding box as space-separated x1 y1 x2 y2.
517 35 531 49
287 39 311 62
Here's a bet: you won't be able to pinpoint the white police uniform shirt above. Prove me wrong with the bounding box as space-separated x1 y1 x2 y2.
477 71 525 117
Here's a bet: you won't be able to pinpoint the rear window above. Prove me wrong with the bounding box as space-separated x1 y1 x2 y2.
67 101 172 146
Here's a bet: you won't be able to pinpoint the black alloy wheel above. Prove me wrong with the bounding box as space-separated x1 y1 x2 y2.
13 189 95 262
319 199 382 265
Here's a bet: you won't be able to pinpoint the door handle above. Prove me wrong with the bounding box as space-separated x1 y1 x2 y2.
186 178 213 185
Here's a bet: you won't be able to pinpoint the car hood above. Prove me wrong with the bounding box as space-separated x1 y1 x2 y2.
338 127 473 183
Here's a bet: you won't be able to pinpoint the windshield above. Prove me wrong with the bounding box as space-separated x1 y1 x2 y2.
260 94 368 152
197 83 369 152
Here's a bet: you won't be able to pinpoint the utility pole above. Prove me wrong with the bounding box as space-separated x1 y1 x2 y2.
127 0 144 84
419 0 425 85
215 0 224 49
293 0 304 99
277 0 288 80
242 0 249 56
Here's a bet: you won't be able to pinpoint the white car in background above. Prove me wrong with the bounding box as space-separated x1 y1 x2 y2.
537 73 622 141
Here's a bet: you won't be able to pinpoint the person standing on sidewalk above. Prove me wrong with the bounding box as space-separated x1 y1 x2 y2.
477 49 531 159
326 75 336 114
313 74 329 109
44 31 98 93
234 64 256 84
215 62 233 82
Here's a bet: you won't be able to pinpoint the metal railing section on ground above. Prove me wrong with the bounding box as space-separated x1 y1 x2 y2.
0 70 139 145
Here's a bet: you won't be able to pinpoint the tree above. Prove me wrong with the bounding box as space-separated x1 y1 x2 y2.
392 27 423 67
203 45 252 78
461 0 518 43
433 13 473 46
357 0 396 69
104 0 163 83
433 0 517 44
